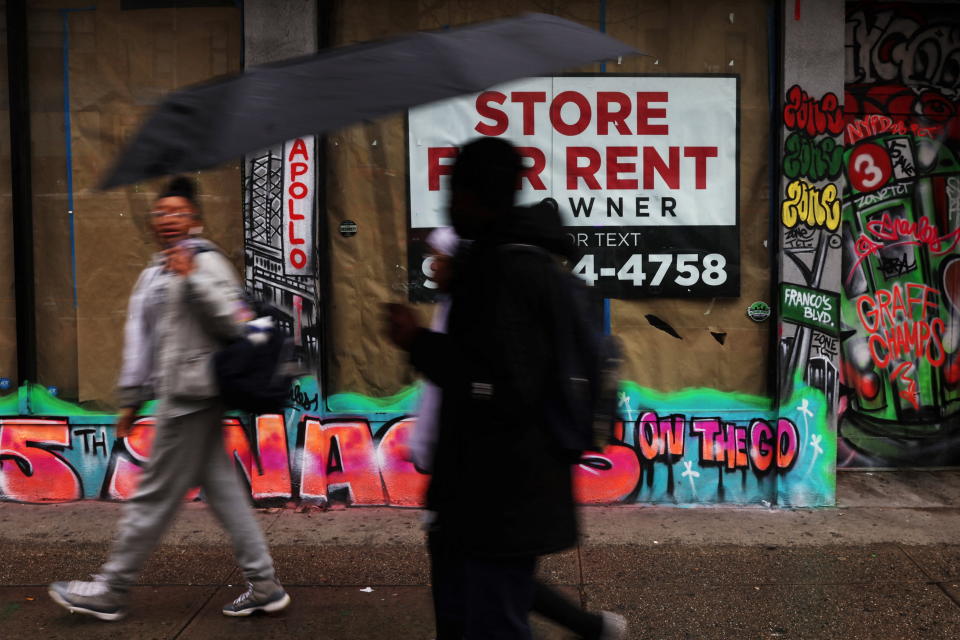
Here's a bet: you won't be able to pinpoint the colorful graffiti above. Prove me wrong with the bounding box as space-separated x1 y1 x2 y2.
778 79 844 417
783 85 845 138
781 178 842 231
776 3 846 498
0 379 834 507
840 3 960 467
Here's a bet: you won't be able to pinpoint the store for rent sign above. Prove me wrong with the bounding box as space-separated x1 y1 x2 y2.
407 75 740 299
283 136 315 276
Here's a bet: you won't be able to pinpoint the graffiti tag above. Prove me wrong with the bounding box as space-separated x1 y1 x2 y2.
781 179 841 231
783 85 844 137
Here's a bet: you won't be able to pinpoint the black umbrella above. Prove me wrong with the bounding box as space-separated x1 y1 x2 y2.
101 12 637 188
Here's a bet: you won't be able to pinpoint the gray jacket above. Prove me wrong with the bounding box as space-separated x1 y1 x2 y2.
117 240 246 418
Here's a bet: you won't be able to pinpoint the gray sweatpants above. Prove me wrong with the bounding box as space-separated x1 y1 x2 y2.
100 404 276 591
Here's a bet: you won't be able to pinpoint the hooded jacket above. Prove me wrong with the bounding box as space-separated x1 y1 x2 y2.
409 201 580 558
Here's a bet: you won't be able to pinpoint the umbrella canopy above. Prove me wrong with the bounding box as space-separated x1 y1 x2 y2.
101 12 638 189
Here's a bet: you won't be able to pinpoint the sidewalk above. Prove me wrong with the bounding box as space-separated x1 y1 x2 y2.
2 470 959 639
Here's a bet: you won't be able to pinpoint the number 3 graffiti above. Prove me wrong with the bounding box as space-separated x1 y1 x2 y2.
848 143 892 193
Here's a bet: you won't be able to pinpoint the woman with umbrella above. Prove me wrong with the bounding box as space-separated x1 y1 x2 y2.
48 176 289 621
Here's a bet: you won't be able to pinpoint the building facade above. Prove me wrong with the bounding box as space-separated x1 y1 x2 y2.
1 0 957 507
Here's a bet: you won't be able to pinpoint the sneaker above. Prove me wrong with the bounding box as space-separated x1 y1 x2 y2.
598 611 628 640
48 580 127 621
221 580 291 617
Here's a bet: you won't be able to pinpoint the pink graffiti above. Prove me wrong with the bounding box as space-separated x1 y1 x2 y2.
573 443 641 504
377 418 430 507
635 412 685 461
690 418 798 471
0 412 811 505
300 420 386 505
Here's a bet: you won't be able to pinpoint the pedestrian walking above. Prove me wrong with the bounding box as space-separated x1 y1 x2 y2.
387 138 627 640
49 176 289 621
408 226 459 474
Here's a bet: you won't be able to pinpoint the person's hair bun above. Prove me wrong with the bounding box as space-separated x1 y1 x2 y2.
161 175 197 203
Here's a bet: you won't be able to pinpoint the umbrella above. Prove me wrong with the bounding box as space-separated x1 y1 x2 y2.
101 12 638 188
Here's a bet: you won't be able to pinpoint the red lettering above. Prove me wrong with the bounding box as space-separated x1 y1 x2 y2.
511 91 546 135
290 161 309 180
597 92 632 135
550 91 591 136
290 248 308 270
684 147 718 189
288 222 305 245
566 147 602 190
428 147 458 191
929 318 947 367
516 147 547 190
288 138 309 161
475 91 508 136
288 182 308 199
856 294 880 333
288 199 305 221
606 147 638 190
636 92 669 135
868 333 890 367
642 147 680 190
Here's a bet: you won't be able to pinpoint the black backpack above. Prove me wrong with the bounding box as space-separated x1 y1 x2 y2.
213 301 298 415
185 243 297 415
501 243 623 458
546 268 623 457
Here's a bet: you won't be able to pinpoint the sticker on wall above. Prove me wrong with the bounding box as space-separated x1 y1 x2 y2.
747 301 770 322
339 220 358 237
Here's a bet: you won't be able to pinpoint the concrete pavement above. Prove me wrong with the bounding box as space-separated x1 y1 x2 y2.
1 470 959 639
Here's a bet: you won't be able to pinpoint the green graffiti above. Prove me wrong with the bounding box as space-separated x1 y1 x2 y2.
325 383 422 414
783 131 844 182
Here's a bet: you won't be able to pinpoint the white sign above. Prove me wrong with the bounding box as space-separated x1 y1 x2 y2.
408 76 738 229
282 136 315 276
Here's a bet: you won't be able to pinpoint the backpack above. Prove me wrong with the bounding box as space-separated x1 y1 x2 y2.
500 243 623 458
547 268 623 457
213 300 299 415
183 241 297 415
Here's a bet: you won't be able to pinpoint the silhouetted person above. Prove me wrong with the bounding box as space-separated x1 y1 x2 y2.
388 138 626 639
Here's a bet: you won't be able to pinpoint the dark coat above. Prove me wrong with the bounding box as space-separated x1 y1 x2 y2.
410 203 579 558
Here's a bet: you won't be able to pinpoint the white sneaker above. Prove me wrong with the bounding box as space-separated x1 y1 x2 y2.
49 579 127 621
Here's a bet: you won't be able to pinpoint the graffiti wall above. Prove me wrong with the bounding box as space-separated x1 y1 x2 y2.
840 2 960 466
776 1 845 492
0 380 834 507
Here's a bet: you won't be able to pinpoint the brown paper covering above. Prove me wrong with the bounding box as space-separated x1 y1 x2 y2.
28 0 242 405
